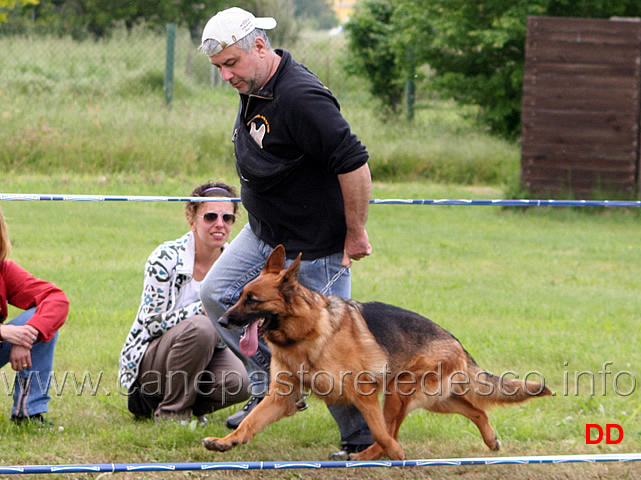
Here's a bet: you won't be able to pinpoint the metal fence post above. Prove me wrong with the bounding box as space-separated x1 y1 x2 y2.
165 23 176 107
405 46 416 121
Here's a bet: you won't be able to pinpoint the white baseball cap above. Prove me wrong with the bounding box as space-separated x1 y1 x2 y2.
201 7 277 55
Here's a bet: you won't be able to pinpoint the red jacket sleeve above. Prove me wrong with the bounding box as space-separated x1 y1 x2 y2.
0 260 69 341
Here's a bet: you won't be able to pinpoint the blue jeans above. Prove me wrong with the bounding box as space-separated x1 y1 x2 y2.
201 224 373 445
0 307 58 417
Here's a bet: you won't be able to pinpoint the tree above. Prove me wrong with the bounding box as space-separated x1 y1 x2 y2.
395 0 544 137
347 0 641 137
343 0 405 115
0 0 38 23
7 0 298 44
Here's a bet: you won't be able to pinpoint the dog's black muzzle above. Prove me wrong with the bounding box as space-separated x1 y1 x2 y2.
217 310 261 330
217 312 231 328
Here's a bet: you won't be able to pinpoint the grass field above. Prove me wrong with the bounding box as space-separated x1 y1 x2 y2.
0 175 640 479
1 25 640 480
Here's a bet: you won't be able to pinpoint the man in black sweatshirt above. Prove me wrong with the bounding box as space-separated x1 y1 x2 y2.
199 7 373 460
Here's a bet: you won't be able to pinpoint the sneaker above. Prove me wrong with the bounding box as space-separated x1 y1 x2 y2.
328 443 373 461
196 415 209 427
225 396 263 430
178 416 208 429
10 413 54 428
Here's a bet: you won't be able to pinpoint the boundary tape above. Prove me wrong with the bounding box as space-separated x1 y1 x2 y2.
2 193 641 207
1 454 640 474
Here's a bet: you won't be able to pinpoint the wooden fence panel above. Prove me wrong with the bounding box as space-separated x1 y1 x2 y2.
521 16 641 197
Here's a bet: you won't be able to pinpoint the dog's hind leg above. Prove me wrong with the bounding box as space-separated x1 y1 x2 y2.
429 396 500 451
348 395 406 461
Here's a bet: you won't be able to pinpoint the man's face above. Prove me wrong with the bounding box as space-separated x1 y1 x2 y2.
209 43 266 95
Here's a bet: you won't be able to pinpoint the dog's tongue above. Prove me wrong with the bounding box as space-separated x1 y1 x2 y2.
239 320 259 357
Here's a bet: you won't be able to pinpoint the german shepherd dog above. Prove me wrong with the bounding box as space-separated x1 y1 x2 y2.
203 245 551 460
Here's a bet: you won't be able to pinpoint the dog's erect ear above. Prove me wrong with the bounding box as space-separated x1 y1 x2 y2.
264 245 287 273
282 253 302 284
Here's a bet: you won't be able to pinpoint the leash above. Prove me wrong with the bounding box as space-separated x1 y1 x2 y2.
320 266 349 295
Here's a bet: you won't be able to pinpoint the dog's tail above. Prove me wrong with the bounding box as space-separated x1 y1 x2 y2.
461 353 552 408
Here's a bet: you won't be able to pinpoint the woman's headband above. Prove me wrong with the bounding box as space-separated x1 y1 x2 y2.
202 186 231 195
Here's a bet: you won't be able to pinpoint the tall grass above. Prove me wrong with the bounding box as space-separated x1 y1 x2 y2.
0 28 520 187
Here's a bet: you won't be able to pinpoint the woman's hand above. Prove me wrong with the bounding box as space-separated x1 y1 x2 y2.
1 324 39 370
1 324 38 348
10 345 32 371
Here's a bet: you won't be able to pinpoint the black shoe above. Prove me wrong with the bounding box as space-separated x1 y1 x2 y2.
295 397 308 411
11 413 54 428
328 443 372 461
225 396 263 430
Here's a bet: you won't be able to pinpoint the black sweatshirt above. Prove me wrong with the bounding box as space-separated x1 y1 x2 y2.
233 49 369 260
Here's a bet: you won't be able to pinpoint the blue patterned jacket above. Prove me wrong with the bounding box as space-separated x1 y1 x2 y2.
118 232 222 389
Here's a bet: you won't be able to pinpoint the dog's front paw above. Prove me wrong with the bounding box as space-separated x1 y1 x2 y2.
202 436 236 452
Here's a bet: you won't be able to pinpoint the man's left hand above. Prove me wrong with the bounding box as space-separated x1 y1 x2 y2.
342 229 372 267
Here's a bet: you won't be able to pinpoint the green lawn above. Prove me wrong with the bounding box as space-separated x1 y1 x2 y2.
0 175 639 479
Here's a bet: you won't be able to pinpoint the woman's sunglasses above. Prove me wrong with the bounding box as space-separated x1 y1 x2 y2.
197 212 236 224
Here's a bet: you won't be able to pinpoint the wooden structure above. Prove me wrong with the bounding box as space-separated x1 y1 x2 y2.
521 16 641 198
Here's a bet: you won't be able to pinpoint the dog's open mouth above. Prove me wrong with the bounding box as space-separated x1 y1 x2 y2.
239 318 268 357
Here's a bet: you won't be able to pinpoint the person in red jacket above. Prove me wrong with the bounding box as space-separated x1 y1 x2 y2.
0 207 68 425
